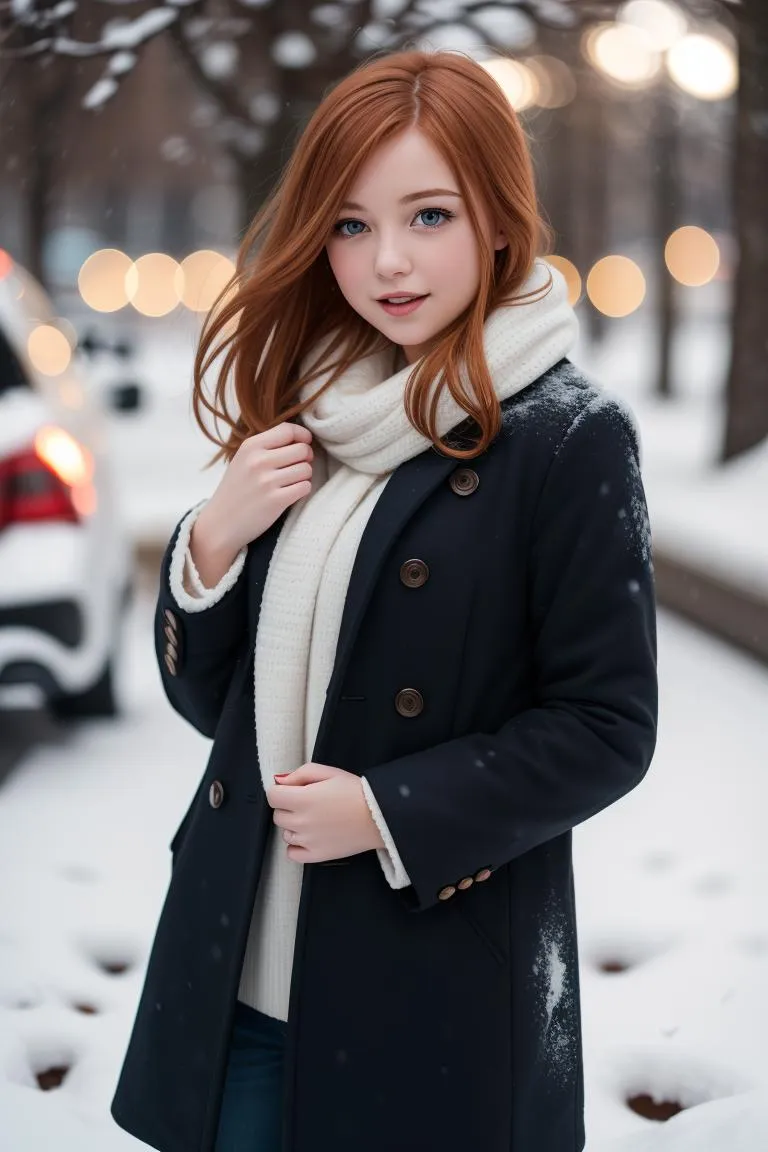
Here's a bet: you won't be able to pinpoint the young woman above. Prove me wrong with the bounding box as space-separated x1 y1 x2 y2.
111 48 657 1152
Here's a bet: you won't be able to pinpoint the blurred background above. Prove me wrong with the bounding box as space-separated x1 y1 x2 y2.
0 2 766 1150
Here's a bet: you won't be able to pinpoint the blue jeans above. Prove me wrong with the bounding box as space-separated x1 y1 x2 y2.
215 999 287 1152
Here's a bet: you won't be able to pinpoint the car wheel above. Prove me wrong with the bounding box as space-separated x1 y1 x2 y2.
50 658 118 720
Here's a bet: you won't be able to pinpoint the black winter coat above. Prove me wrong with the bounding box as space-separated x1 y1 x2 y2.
111 359 657 1152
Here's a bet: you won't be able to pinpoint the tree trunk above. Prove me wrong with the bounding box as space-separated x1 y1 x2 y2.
653 82 678 399
722 2 768 460
18 62 71 288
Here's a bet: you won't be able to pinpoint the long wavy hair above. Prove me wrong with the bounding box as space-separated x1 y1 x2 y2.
193 48 552 464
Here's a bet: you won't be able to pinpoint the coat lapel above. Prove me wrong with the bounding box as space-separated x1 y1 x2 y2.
311 446 460 758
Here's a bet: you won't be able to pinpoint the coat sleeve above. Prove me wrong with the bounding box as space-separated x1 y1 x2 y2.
362 395 658 913
155 505 249 739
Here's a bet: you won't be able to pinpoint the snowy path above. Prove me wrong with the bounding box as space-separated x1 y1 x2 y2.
0 593 766 1151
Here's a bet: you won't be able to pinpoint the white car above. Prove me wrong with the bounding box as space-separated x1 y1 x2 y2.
0 257 133 718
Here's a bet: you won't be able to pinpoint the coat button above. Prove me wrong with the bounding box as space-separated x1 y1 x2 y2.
474 867 493 882
395 688 424 717
400 559 430 588
457 876 474 890
449 467 479 496
209 780 225 808
164 652 177 676
164 624 177 645
164 609 178 631
438 885 456 900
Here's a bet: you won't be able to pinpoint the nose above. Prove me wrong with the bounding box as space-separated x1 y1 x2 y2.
374 231 412 279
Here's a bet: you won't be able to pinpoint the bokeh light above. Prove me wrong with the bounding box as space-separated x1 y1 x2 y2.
481 57 539 111
584 22 662 88
618 0 687 51
524 56 577 108
127 253 182 317
178 250 237 312
34 425 93 486
666 33 738 100
665 226 720 286
27 325 73 376
545 256 583 306
587 256 646 317
0 249 13 281
78 249 134 313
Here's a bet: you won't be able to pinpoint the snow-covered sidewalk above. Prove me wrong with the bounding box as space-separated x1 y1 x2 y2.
0 590 766 1150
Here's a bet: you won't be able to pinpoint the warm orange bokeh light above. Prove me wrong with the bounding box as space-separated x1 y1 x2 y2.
481 57 539 111
587 256 646 317
128 253 182 317
665 226 720 286
0 249 13 281
179 250 237 312
34 426 93 487
545 256 583 306
78 249 134 313
27 325 72 376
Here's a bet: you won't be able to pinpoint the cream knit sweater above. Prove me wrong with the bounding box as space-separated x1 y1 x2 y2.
167 259 578 1023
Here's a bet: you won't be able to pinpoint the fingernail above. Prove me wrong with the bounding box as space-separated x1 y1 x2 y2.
274 773 288 779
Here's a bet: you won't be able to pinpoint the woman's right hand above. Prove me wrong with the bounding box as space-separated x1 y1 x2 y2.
189 422 314 584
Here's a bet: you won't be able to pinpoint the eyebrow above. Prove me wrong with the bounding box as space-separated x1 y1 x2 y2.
340 188 462 211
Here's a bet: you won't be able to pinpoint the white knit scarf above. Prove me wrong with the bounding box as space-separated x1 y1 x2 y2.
253 259 578 796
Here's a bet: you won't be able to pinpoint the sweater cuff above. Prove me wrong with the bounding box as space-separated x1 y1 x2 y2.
168 502 247 613
360 776 411 889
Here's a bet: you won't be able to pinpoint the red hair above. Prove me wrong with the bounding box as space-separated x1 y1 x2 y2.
193 49 551 463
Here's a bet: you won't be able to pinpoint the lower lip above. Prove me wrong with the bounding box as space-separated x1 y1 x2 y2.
378 295 428 316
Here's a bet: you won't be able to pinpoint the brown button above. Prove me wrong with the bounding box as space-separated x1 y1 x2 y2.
164 624 177 644
438 885 456 901
164 652 177 676
449 468 479 496
457 876 474 890
209 780 225 808
474 868 492 882
395 688 424 717
400 559 429 588
164 609 178 631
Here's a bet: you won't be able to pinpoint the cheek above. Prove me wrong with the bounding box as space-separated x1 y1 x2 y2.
327 243 359 293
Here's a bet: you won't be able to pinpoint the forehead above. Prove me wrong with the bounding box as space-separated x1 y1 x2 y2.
344 128 457 204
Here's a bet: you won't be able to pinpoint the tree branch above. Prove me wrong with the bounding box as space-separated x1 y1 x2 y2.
168 15 253 127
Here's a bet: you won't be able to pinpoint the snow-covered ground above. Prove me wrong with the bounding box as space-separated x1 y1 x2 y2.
1 593 767 1150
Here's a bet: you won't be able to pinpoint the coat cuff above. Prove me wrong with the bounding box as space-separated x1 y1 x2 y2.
168 502 247 613
360 776 411 889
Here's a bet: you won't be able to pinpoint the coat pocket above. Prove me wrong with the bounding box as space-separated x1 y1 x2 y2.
169 775 206 858
454 873 509 966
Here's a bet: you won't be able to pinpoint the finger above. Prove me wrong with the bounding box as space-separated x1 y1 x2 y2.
257 422 312 449
286 845 312 863
268 442 314 468
274 462 313 490
273 771 307 786
270 783 304 806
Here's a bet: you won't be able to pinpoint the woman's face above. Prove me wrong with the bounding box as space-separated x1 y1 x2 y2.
325 127 507 365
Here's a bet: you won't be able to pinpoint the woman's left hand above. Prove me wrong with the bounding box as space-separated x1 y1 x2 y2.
266 763 385 863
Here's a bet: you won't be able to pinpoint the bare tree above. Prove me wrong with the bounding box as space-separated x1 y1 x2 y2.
722 0 768 459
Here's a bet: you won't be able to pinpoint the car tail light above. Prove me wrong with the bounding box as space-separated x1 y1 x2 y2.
0 427 94 530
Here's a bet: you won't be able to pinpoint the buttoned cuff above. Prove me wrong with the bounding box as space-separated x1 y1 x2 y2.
361 776 411 889
168 502 247 613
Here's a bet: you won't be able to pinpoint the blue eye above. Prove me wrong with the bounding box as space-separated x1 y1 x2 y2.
332 207 455 238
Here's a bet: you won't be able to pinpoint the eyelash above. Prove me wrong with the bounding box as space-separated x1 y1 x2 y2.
332 207 456 239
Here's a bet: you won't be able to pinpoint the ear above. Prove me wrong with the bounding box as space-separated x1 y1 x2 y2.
494 230 508 252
